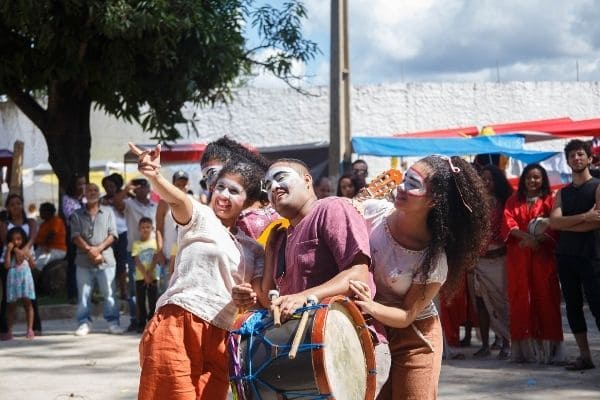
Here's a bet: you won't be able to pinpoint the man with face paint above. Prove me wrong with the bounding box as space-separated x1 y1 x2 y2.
255 159 372 316
228 158 398 395
550 139 600 371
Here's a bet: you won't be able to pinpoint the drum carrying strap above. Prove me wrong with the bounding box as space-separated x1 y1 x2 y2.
229 305 329 400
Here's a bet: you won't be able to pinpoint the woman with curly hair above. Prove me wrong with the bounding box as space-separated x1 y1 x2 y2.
131 142 265 400
351 155 489 400
200 136 279 240
502 163 565 364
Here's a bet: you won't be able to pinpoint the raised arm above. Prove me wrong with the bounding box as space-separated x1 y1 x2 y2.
128 143 193 225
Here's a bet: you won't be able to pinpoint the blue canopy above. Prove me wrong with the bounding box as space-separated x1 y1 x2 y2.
351 134 556 164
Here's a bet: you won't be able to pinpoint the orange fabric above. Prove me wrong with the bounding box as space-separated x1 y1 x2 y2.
34 216 67 251
503 194 563 342
377 316 443 400
138 304 229 400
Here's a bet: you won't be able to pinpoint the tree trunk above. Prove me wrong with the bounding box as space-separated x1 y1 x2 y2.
44 80 92 189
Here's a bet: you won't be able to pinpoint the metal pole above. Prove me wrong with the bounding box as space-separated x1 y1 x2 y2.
329 0 351 179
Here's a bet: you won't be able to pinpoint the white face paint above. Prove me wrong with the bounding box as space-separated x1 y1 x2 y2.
201 165 223 189
399 168 427 196
213 177 246 201
211 176 247 221
264 166 304 204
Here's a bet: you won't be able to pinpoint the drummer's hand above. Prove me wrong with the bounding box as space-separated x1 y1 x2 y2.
350 280 377 315
271 293 306 321
128 142 162 178
232 283 257 310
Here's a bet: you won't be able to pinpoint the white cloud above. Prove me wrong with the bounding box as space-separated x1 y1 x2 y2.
248 0 600 86
245 48 307 88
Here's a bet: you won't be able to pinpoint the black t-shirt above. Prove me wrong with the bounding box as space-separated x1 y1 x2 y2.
556 177 600 258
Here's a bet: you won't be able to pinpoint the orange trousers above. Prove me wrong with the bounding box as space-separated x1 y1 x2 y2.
377 316 443 400
138 304 229 400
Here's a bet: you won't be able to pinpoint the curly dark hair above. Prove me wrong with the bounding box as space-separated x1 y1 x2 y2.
419 155 490 297
481 164 514 207
217 161 265 207
516 163 551 201
564 139 592 158
201 136 270 172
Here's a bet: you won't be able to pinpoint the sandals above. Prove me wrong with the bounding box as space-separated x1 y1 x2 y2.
25 329 35 339
565 357 595 371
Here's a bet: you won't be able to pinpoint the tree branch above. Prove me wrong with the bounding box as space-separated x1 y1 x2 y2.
6 88 47 132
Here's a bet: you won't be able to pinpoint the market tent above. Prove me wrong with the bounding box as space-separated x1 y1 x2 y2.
483 117 600 143
351 134 556 164
484 117 573 134
389 117 600 143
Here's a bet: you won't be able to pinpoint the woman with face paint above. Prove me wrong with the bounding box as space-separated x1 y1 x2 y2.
129 143 264 400
349 155 489 400
200 136 280 240
501 164 565 364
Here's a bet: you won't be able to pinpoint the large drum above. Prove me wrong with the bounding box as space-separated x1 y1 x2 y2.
229 295 376 400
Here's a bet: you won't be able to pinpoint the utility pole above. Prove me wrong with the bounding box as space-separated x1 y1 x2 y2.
329 0 351 178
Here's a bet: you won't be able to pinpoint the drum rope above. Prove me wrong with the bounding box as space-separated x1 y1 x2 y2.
229 306 330 400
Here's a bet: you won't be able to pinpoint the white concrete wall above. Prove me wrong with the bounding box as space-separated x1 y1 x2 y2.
1 81 600 170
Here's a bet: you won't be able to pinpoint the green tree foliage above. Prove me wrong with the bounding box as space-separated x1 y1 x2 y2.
0 0 318 184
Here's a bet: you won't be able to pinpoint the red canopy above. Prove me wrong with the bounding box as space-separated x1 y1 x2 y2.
392 126 479 138
484 117 572 133
124 142 260 164
390 117 600 141
124 143 207 164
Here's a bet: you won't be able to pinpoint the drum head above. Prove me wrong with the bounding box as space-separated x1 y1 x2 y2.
323 301 368 399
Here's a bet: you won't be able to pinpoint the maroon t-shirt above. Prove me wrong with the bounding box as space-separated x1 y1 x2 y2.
276 197 371 295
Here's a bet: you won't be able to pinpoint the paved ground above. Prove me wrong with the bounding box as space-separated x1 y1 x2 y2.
0 307 599 399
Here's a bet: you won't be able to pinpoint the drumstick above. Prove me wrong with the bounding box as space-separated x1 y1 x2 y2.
288 295 318 360
268 290 282 327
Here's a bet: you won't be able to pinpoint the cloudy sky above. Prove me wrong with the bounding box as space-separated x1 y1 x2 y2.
248 0 600 87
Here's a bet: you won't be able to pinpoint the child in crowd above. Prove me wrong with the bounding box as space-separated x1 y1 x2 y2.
3 227 36 340
131 217 159 333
